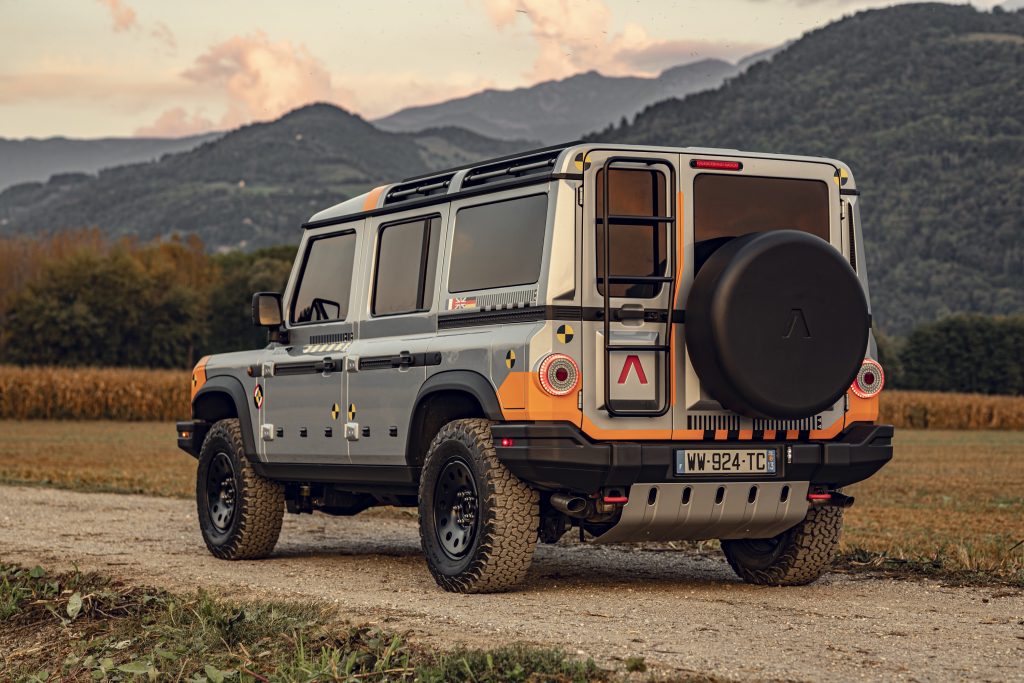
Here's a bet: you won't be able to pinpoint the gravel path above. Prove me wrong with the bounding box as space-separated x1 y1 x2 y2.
1 485 1021 681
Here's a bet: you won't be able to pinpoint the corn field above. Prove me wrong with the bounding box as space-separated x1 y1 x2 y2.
0 365 188 421
1 365 1023 428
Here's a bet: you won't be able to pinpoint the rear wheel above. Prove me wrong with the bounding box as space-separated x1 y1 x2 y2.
418 419 539 593
721 504 843 586
196 418 284 560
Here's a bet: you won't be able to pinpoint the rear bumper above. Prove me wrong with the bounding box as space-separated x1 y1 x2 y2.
491 421 893 494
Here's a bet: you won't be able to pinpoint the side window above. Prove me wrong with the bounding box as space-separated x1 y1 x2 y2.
595 168 668 298
449 194 548 293
290 231 357 324
372 215 441 316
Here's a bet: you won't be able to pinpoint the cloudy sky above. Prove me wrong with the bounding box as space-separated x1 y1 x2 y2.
0 0 1011 139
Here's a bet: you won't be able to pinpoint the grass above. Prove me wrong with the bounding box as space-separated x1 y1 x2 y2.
0 564 618 682
841 429 1024 584
0 421 1021 584
0 421 193 497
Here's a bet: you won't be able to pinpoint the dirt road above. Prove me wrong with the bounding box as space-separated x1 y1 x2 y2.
1 485 1021 681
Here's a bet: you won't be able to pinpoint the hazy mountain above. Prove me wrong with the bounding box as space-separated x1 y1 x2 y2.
0 133 221 191
594 3 1024 335
375 58 741 143
0 104 533 251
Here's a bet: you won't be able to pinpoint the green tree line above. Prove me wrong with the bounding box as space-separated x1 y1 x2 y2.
0 231 293 368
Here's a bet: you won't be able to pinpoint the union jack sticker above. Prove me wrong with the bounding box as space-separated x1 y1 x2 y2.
447 297 477 311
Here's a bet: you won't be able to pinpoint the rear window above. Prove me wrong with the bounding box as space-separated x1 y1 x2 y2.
449 194 548 293
693 174 830 243
595 168 668 298
291 231 357 324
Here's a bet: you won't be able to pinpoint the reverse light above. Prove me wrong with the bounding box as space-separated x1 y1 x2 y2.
690 159 743 171
851 358 885 398
538 353 580 397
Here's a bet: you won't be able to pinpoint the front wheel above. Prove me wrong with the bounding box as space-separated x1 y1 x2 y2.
418 419 539 593
722 504 843 586
196 418 284 560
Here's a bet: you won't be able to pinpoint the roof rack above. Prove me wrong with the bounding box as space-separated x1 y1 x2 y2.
383 172 456 206
461 146 567 190
400 141 581 183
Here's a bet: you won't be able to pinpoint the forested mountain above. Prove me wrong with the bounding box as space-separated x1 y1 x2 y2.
594 3 1024 335
375 58 743 143
0 132 220 191
0 105 532 251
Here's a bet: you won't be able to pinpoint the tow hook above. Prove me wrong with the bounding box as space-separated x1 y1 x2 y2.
807 489 855 508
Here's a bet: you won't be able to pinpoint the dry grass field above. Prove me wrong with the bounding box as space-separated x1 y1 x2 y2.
0 421 1020 580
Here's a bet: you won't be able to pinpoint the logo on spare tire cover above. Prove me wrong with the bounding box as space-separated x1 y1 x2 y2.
782 308 812 340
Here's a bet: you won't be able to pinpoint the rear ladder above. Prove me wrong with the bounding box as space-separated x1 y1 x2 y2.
599 156 677 418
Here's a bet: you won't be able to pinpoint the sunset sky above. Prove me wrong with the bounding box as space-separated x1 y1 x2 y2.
0 0 1012 139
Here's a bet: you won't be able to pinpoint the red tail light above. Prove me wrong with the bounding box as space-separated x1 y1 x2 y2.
852 359 884 398
690 159 743 171
538 354 580 396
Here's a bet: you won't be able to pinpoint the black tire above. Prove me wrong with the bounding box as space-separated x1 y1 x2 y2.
196 418 284 560
721 505 843 586
418 418 539 593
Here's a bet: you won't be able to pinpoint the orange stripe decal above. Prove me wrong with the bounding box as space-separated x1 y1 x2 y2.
362 185 386 211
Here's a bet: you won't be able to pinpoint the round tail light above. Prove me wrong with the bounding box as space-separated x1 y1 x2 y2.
851 358 884 398
538 354 580 396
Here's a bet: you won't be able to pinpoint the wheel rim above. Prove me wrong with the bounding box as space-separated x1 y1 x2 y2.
433 459 478 560
206 451 237 532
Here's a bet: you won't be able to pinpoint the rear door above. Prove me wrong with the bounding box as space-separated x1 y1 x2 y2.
674 153 844 436
580 150 680 439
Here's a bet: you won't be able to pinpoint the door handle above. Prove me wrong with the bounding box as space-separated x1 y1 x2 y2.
393 351 415 368
316 357 337 373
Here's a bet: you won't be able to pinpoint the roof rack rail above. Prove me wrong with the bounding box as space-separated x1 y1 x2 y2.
383 172 456 206
461 147 565 190
400 141 581 184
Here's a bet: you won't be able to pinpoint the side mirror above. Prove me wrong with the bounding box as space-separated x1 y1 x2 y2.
251 292 283 327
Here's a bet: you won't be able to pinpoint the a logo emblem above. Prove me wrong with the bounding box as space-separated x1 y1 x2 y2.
556 324 574 344
617 355 649 385
347 403 357 421
253 384 264 409
782 308 812 339
330 402 340 420
505 349 516 369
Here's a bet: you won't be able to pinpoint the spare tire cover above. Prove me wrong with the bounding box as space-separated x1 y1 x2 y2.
685 230 869 420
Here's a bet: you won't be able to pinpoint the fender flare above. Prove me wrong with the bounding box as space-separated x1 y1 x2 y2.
193 375 258 458
412 370 504 422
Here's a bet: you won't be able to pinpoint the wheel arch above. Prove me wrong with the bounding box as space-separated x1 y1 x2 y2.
193 375 258 458
405 371 503 469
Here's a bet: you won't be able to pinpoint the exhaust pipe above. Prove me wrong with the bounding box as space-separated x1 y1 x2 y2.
550 492 589 518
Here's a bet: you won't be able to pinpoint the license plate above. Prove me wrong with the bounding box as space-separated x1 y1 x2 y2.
675 448 778 476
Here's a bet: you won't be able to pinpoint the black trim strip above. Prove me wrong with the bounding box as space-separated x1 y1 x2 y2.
435 304 687 330
839 188 861 196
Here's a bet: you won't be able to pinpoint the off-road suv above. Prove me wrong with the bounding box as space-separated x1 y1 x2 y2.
177 143 893 593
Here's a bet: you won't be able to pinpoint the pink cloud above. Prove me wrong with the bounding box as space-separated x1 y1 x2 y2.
133 107 216 137
484 0 766 80
181 31 351 129
95 0 137 32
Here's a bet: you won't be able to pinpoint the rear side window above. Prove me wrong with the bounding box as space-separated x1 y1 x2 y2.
694 175 830 243
291 231 357 324
595 168 668 298
373 215 441 316
449 194 548 293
